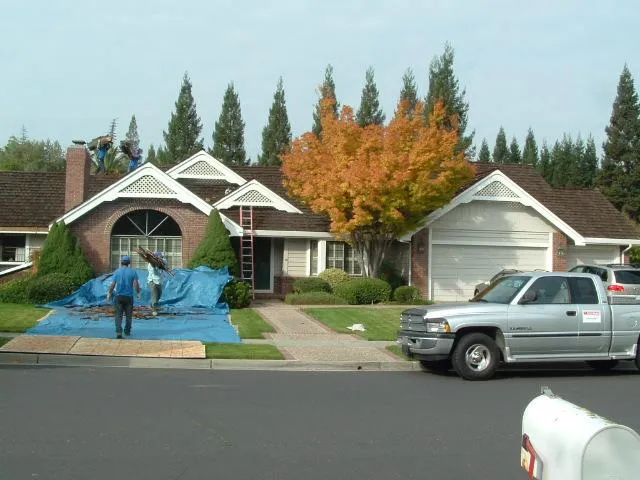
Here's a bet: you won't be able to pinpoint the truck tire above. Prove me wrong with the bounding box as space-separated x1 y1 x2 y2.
419 359 452 374
451 333 500 381
586 360 618 372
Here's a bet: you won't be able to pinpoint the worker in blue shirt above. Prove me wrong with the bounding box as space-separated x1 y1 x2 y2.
106 255 141 339
128 148 142 173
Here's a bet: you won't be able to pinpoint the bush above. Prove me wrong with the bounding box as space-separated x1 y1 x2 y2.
284 291 348 305
38 222 94 286
379 260 405 291
393 285 422 303
318 268 350 291
292 277 331 294
0 276 33 304
333 278 392 305
189 209 239 275
25 273 76 304
222 279 252 308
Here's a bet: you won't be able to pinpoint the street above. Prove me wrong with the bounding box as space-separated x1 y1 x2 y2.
1 364 639 479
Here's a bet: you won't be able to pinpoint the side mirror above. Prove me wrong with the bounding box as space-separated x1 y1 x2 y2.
519 290 537 305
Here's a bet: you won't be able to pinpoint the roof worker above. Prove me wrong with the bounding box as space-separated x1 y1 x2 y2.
106 255 141 339
128 147 143 173
88 135 113 174
147 251 166 316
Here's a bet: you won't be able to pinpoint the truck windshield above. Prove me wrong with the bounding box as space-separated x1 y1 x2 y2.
471 275 531 304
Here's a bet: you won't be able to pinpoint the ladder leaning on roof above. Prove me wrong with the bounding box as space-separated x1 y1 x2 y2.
239 206 255 297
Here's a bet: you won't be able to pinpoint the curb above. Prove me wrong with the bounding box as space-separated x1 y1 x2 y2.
0 352 420 372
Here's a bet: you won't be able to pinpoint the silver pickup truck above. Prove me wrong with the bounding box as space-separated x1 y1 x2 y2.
397 271 640 380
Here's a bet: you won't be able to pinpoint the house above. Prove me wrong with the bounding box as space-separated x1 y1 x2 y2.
0 145 638 301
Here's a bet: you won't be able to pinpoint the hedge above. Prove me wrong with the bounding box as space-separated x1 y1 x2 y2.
393 285 421 302
284 291 348 305
333 278 392 305
317 268 350 291
292 277 331 294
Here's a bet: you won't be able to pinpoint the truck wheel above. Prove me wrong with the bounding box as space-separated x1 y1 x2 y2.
586 360 619 372
419 359 452 374
451 333 500 381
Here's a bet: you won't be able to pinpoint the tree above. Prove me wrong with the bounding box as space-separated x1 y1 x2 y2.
258 77 292 166
155 146 172 165
163 73 204 163
508 137 521 164
282 98 474 278
211 83 248 166
492 127 508 163
597 65 640 222
537 141 552 182
312 64 339 136
356 67 385 127
125 115 140 149
522 128 538 165
550 135 580 188
396 68 419 118
38 222 94 286
188 209 239 275
0 135 65 172
578 135 598 188
476 138 491 163
424 43 474 155
146 144 157 165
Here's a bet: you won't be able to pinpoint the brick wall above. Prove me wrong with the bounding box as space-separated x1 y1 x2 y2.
552 232 568 271
410 228 429 298
65 146 91 212
67 199 209 274
273 275 298 297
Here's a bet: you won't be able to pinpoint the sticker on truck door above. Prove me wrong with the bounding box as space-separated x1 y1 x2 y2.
582 310 601 323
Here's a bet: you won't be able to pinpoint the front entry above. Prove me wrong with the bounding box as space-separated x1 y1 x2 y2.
253 237 271 291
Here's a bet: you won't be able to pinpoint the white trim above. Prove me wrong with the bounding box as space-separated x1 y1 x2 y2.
220 214 243 237
214 179 302 213
55 163 216 226
318 240 327 274
253 230 333 239
546 232 554 271
427 228 433 301
0 229 48 234
166 150 247 185
582 237 640 245
0 262 32 277
305 240 311 277
401 171 585 244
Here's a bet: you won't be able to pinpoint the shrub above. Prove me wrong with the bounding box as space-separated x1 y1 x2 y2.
379 260 405 291
25 273 76 304
189 209 239 275
393 285 421 303
284 291 348 305
333 278 392 305
292 277 331 294
318 268 350 291
38 222 94 286
222 279 252 308
0 276 33 304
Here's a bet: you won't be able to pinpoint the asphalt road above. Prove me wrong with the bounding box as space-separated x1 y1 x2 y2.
1 363 639 480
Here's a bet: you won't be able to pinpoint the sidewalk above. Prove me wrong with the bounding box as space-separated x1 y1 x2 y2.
0 301 417 372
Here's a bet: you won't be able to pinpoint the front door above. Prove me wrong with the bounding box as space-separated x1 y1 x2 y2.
253 237 271 291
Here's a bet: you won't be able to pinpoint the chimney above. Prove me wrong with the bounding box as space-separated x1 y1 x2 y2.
65 145 92 212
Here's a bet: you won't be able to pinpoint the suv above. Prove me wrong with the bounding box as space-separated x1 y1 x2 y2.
569 263 640 295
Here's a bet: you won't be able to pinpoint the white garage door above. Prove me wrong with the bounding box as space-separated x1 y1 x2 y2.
567 245 619 268
431 244 547 302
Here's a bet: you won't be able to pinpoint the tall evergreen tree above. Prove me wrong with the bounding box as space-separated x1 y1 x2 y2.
522 128 539 165
578 135 598 188
188 209 238 275
537 141 552 183
356 67 385 127
424 43 474 155
550 135 581 188
508 137 521 164
146 144 157 165
597 65 640 221
211 83 248 166
477 138 491 163
492 127 509 163
155 146 172 165
258 77 292 166
312 64 339 136
395 68 418 118
163 73 204 162
125 115 140 147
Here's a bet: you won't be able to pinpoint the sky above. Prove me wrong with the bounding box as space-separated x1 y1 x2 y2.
1 0 639 161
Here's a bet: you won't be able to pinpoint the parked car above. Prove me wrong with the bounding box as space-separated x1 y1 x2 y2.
473 268 522 296
397 271 640 380
569 263 640 296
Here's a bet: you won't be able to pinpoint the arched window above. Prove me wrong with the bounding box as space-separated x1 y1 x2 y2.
110 210 182 269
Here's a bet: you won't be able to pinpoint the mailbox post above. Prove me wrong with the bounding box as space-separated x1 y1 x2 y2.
521 388 640 479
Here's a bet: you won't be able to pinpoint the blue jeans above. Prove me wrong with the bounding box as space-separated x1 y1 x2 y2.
115 295 133 335
150 283 162 309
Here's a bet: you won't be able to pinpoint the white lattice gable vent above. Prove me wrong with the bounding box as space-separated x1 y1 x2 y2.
214 179 302 213
166 150 246 185
119 175 177 196
473 180 519 199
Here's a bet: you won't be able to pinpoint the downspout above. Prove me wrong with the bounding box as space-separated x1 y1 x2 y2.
622 244 633 263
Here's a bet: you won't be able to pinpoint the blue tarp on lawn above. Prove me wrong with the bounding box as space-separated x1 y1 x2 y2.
26 266 241 343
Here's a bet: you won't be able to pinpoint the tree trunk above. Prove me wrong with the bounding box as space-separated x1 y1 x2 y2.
351 232 395 278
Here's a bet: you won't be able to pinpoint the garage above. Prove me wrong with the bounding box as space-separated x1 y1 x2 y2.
566 245 620 268
430 244 548 302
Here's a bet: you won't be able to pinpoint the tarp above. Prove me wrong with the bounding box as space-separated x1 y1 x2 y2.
26 266 241 343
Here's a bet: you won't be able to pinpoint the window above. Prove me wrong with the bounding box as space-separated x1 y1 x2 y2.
569 277 599 304
326 241 361 275
310 240 318 276
524 276 571 304
613 270 640 284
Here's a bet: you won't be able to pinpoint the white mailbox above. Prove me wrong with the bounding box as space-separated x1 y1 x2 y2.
521 388 640 479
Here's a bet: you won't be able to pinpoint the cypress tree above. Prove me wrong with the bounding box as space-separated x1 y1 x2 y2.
424 43 474 155
537 141 552 183
125 115 140 149
163 73 204 162
146 144 157 165
211 83 248 166
492 127 509 163
38 222 94 286
522 128 539 165
597 65 640 221
312 64 339 137
395 68 419 118
508 137 522 164
477 138 491 163
188 209 239 275
356 66 385 127
258 77 292 166
579 135 598 188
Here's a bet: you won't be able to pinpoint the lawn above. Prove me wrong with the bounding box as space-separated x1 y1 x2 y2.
303 307 405 341
231 308 275 339
205 343 284 359
0 337 12 348
0 303 51 333
386 344 411 361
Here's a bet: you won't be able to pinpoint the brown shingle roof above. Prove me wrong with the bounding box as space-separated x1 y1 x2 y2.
0 172 66 227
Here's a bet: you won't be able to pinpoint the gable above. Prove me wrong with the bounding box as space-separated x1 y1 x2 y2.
214 179 302 213
166 150 247 185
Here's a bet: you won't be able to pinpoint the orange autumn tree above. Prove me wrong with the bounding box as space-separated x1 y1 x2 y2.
282 98 474 278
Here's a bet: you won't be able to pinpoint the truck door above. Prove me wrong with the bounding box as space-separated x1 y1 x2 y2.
569 276 611 355
507 276 579 356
